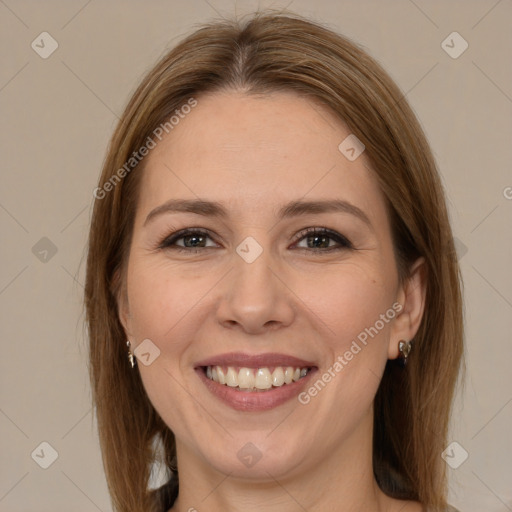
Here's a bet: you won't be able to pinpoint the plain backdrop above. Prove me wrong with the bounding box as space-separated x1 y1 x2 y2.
0 1 511 511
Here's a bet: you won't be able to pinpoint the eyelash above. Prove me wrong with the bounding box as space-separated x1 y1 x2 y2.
157 227 353 254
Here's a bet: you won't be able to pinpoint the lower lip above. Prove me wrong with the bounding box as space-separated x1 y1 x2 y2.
196 368 317 412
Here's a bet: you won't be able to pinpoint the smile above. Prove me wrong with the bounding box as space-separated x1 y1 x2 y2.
204 365 311 391
194 352 318 411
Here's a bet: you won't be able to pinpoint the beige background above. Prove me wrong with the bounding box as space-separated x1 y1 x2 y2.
1 0 511 510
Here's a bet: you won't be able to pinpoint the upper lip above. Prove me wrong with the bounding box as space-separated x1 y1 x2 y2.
195 352 317 369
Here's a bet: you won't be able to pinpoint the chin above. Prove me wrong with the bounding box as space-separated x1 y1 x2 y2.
196 430 310 481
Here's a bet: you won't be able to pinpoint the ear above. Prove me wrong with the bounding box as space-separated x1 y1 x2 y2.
388 257 427 359
114 269 133 340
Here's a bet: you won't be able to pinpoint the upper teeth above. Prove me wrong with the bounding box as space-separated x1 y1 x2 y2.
206 366 309 390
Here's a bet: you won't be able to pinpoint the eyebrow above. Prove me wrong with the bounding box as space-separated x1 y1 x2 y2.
143 198 373 229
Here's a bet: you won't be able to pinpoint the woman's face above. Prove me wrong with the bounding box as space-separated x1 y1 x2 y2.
119 91 424 480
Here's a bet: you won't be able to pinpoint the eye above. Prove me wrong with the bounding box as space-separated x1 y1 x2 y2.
292 227 353 253
157 227 353 254
158 229 218 253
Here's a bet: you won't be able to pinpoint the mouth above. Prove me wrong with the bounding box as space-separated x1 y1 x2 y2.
202 365 313 391
194 352 318 411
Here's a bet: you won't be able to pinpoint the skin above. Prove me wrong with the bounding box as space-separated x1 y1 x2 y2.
119 91 426 512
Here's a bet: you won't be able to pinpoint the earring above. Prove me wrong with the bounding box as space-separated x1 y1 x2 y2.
126 340 137 368
397 339 412 368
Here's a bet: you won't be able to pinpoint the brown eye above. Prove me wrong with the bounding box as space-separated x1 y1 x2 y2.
293 228 353 252
159 229 218 253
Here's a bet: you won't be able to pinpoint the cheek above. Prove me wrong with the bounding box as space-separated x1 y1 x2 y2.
296 261 396 344
125 259 211 342
298 269 395 425
125 261 204 434
297 263 395 407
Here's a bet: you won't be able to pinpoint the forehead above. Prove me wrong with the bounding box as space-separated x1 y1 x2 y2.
136 91 387 224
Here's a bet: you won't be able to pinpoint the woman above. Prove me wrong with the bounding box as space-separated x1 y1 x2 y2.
85 11 463 512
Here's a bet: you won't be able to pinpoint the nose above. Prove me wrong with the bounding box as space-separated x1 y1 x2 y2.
215 244 296 335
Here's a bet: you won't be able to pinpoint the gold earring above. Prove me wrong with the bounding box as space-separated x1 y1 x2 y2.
398 339 412 368
126 341 136 368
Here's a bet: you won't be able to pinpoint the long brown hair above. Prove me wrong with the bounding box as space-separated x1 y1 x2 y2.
85 10 464 512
